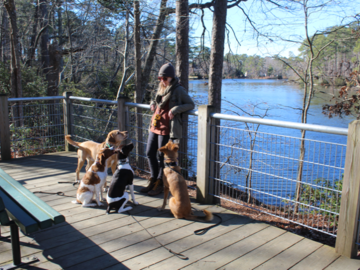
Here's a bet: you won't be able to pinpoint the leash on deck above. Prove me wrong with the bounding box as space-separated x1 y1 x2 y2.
33 191 65 196
57 180 79 186
191 208 223 235
126 211 189 260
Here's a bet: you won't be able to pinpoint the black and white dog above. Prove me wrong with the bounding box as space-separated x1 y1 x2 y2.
106 142 139 214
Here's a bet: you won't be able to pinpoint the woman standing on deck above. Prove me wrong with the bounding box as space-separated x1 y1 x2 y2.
140 63 195 196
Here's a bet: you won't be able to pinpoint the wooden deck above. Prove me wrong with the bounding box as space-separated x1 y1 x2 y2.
0 152 359 270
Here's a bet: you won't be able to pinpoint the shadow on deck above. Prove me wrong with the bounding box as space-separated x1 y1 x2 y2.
0 152 359 269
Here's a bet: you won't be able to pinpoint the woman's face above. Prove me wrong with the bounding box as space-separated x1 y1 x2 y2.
159 76 172 87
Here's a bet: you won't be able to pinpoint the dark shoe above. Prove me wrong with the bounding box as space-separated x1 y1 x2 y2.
140 177 156 193
148 179 163 196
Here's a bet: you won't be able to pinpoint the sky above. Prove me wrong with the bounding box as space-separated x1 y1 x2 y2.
187 0 359 57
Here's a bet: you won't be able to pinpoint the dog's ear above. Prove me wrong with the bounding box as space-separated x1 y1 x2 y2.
99 153 105 165
128 143 134 151
108 132 116 144
171 144 179 152
158 146 167 153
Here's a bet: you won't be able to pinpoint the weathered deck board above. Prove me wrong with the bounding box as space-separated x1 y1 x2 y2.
0 152 359 270
290 245 340 270
184 230 301 270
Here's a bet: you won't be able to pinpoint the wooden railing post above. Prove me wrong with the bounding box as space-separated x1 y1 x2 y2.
335 120 360 258
63 92 75 151
196 105 216 204
117 95 128 135
0 94 11 160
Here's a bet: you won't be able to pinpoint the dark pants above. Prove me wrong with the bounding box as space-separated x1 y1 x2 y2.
146 131 170 180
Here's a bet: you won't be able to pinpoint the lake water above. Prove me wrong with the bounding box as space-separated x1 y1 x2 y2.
189 79 352 142
187 79 351 206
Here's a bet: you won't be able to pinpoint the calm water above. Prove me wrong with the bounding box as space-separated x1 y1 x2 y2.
189 78 352 143
187 79 352 206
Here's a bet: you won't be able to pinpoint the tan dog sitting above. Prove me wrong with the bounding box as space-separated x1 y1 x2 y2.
65 130 128 182
158 140 213 221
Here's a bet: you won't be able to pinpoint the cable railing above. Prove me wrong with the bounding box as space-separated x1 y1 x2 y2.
210 123 345 237
5 96 65 158
125 103 198 188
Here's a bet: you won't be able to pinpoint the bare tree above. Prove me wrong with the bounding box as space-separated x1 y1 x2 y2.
4 0 23 126
134 0 143 163
40 0 51 94
140 0 168 100
273 0 356 212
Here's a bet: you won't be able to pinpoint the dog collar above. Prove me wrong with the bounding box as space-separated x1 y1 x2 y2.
105 142 112 148
165 161 182 175
165 161 178 167
118 158 129 165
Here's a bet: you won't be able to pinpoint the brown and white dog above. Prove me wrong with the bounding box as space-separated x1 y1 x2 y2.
72 148 116 207
158 140 213 221
65 130 128 182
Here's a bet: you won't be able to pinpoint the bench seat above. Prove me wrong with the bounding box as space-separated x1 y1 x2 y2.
0 167 65 233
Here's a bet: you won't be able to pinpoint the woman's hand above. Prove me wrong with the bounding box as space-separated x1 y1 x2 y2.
168 110 174 120
150 104 155 112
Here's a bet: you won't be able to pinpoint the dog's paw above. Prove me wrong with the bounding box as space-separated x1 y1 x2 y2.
133 201 139 205
157 207 164 212
97 202 104 207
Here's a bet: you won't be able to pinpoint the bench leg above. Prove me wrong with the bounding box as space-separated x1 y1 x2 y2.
0 223 38 270
10 223 20 266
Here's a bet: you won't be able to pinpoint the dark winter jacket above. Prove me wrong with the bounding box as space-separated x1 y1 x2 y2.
150 78 195 139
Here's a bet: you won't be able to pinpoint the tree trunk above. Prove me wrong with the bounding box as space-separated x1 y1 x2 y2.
208 0 227 202
40 0 51 94
176 0 190 178
134 0 143 167
176 0 189 90
48 43 62 96
116 9 130 98
4 0 23 126
1 6 10 63
134 0 142 101
26 1 39 67
57 1 64 84
140 0 168 100
208 0 227 111
65 0 74 83
294 5 316 213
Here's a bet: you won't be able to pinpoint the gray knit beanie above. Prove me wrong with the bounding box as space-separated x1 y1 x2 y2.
158 63 175 78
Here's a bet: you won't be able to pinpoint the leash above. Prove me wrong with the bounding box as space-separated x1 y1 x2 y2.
33 191 66 196
57 180 79 186
193 212 223 235
126 211 189 260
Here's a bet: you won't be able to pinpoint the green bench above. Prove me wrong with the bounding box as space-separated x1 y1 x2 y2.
0 167 65 269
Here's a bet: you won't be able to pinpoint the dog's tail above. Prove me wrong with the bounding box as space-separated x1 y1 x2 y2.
186 209 213 222
65 135 88 152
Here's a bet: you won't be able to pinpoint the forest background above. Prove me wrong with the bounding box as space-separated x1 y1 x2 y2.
0 0 359 109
